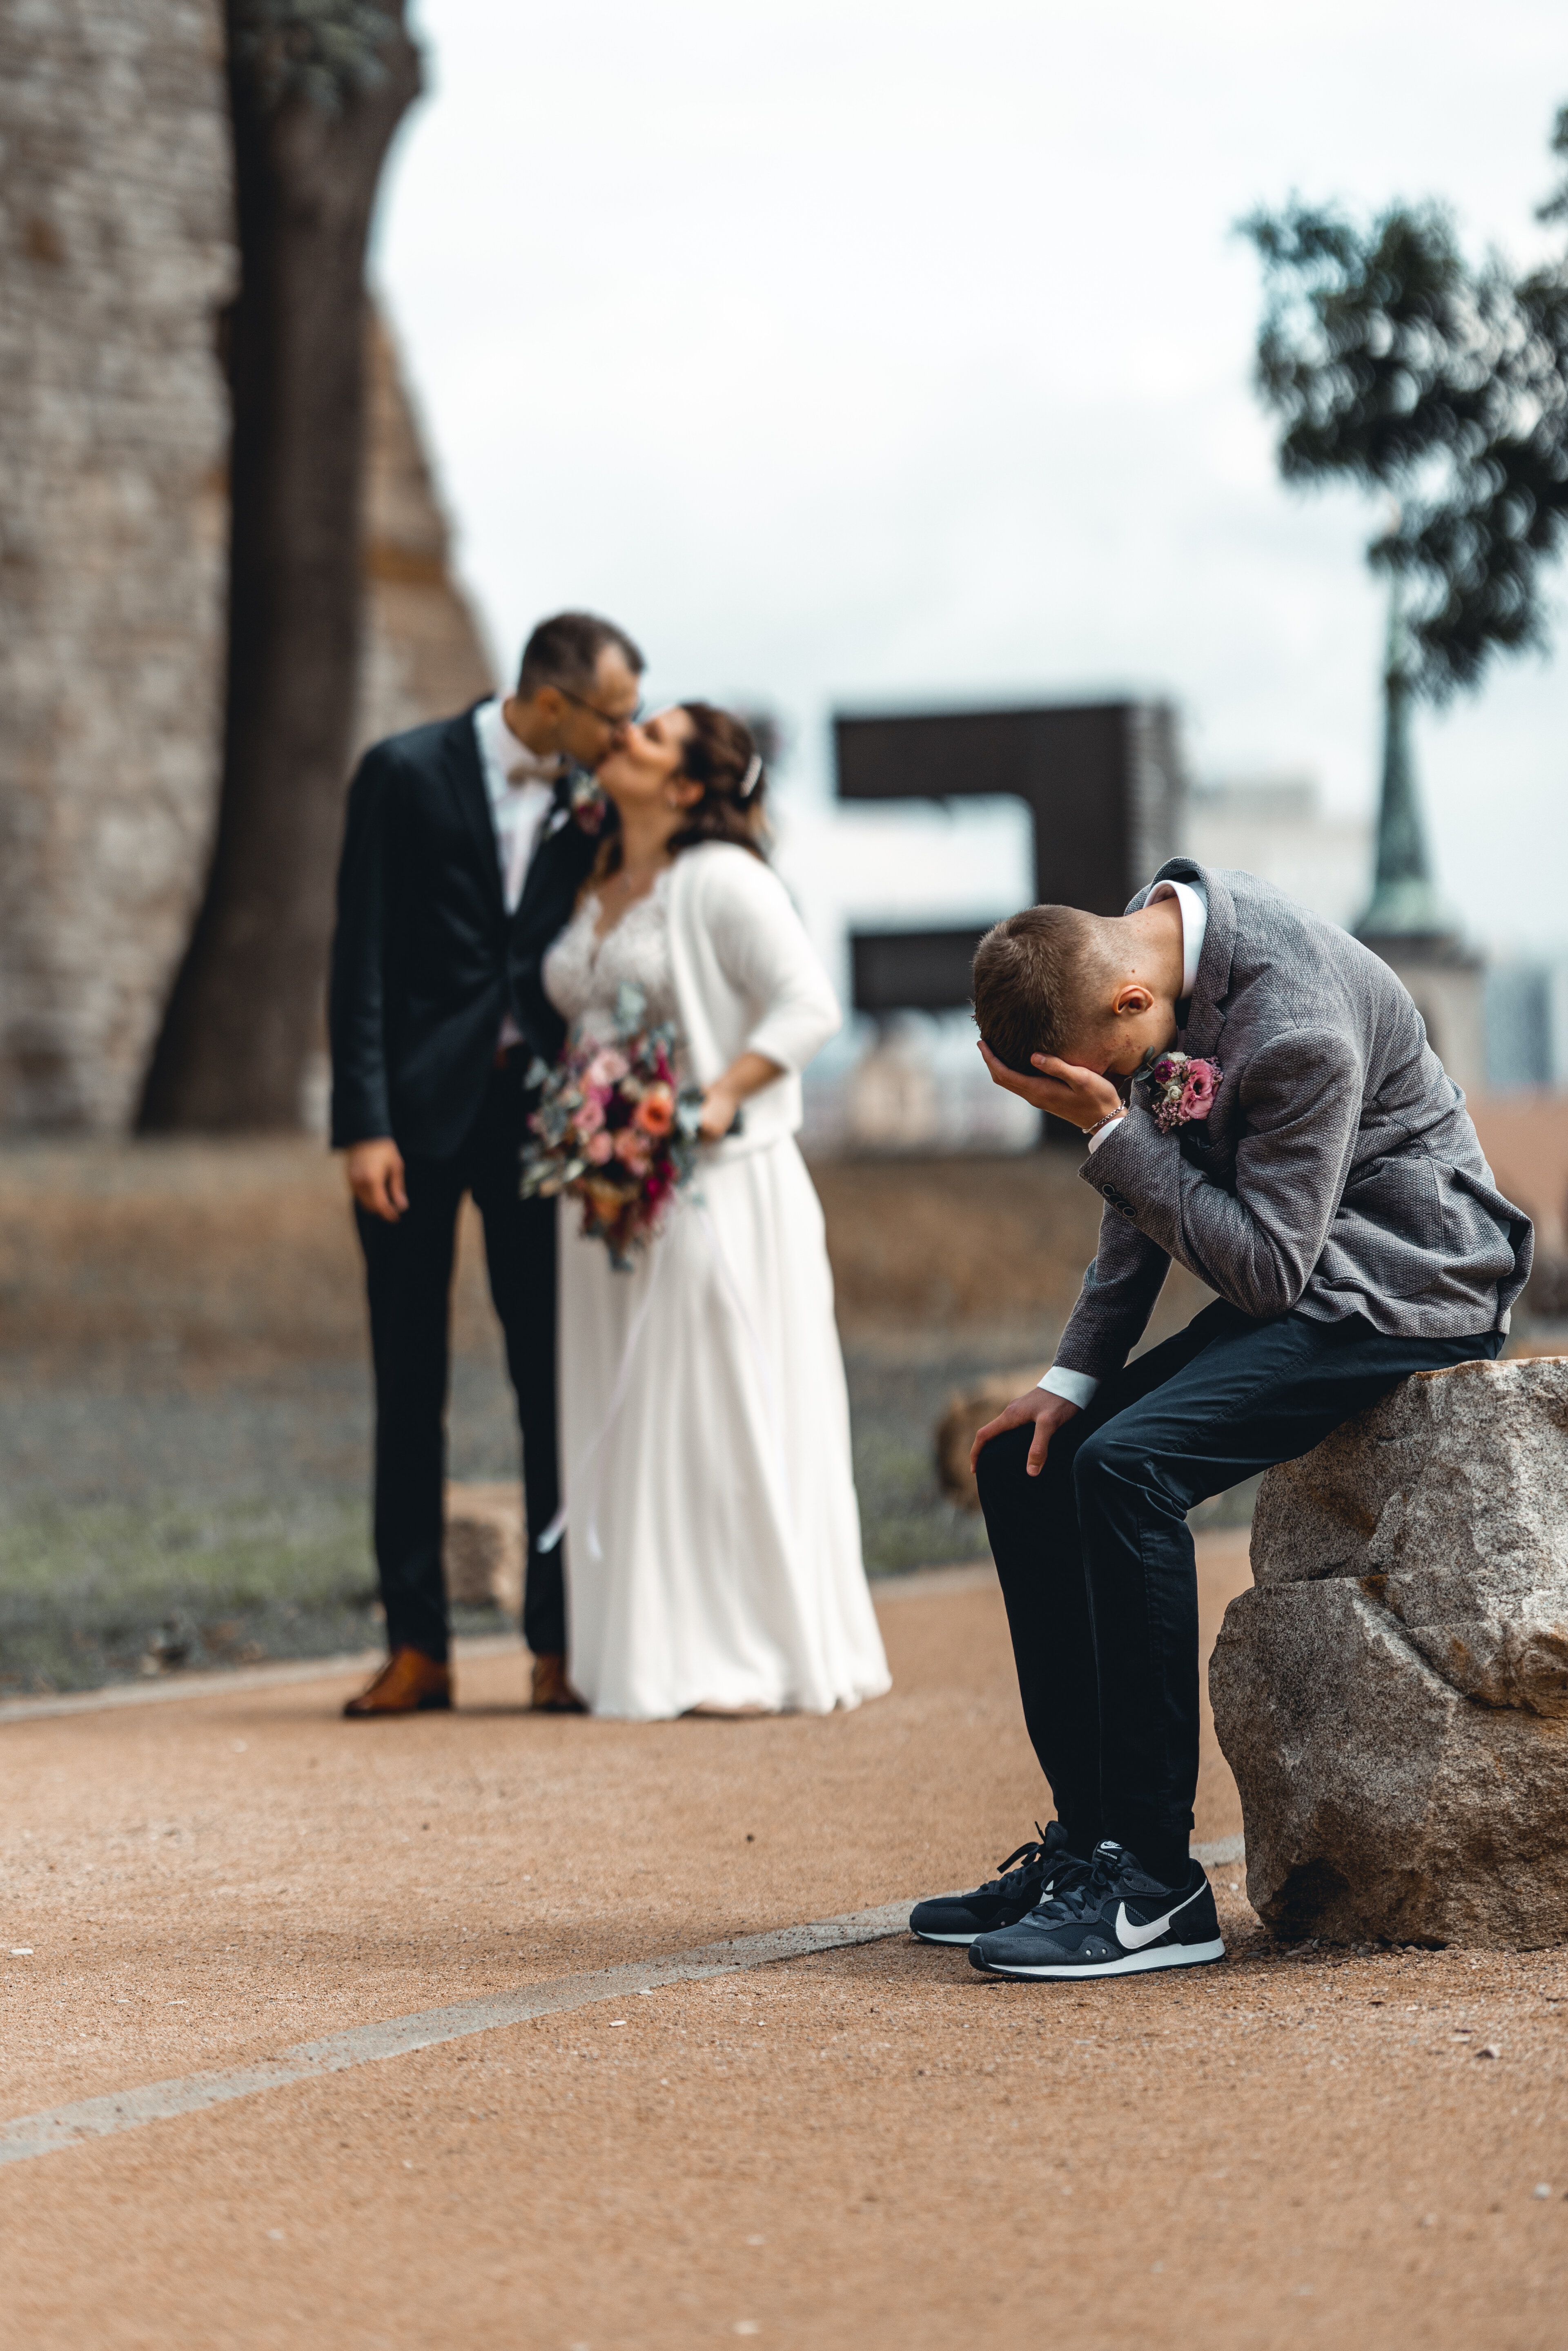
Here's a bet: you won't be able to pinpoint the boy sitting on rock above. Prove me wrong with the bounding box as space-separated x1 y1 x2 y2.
909 859 1530 1982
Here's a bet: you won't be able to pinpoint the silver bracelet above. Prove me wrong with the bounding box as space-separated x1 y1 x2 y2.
1083 1107 1127 1141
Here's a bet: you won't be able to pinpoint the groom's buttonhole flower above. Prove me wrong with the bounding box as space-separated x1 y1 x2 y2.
570 772 609 834
1148 1051 1222 1134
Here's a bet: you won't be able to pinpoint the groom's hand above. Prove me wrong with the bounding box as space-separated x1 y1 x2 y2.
978 1040 1120 1130
971 1386 1081 1477
346 1137 408 1222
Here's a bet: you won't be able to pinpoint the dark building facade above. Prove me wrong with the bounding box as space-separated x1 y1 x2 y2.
835 698 1184 1016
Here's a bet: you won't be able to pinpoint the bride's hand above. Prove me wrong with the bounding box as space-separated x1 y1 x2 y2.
695 1054 778 1141
697 1084 739 1142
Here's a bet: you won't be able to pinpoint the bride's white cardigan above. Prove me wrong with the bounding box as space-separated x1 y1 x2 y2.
666 842 842 1161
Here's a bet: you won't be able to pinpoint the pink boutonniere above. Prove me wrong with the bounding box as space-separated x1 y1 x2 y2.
569 771 609 835
1148 1051 1221 1134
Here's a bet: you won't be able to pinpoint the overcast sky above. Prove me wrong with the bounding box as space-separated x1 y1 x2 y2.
377 0 1567 966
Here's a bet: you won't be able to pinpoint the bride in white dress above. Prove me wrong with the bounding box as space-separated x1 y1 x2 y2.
542 702 890 1721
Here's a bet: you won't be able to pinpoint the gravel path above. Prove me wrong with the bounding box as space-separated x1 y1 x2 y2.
3 1551 1565 2347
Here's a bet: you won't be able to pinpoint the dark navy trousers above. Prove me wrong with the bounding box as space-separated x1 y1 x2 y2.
355 1065 564 1665
976 1299 1504 1883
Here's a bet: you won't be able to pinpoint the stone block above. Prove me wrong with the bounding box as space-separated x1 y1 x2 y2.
1210 1356 1568 1947
443 1481 524 1617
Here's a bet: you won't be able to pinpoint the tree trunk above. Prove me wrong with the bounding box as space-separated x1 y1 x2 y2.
138 9 421 1132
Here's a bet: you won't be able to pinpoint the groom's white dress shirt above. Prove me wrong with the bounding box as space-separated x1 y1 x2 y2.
1038 878 1207 1410
473 697 566 1051
473 697 563 910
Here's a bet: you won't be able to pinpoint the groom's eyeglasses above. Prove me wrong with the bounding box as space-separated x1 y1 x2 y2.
558 686 642 731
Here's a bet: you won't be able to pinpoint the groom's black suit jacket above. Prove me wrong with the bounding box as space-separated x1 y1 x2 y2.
329 703 600 1159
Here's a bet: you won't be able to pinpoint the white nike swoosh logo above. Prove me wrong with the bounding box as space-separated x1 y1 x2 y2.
1115 1887 1199 1950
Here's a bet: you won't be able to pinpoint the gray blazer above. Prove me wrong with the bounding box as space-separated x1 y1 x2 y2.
1054 859 1533 1386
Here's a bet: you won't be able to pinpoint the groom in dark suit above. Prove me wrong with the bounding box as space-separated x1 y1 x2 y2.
329 611 644 1716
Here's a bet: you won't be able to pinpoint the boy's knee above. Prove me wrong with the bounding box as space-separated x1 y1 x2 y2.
974 1420 1037 1506
1073 1422 1142 1498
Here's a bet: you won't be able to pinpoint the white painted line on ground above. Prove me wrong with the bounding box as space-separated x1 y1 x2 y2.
0 1901 913 2167
0 1567 995 1725
1194 1836 1245 1867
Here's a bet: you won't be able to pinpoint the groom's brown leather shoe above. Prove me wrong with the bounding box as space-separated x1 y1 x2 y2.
531 1653 587 1713
342 1647 453 1718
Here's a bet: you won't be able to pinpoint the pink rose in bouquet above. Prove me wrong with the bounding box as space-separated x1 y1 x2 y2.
585 1047 629 1089
521 982 705 1268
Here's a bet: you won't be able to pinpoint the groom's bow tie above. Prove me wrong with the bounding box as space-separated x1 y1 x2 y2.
503 749 564 789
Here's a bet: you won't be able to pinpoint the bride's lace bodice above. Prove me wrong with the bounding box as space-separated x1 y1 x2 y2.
542 869 678 1041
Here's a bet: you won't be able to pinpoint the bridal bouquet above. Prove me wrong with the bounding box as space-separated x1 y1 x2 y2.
521 983 705 1269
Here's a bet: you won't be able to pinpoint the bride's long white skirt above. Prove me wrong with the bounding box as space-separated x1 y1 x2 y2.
557 1136 891 1720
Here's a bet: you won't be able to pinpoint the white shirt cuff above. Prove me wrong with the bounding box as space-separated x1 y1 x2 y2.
1038 1365 1100 1408
1086 1112 1130 1155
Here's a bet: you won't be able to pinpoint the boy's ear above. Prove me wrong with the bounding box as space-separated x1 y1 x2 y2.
1112 980 1156 1018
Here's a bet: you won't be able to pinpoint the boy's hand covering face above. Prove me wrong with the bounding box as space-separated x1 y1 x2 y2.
978 1040 1122 1130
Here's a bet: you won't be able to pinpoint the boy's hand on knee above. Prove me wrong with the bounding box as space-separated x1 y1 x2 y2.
971 1388 1080 1478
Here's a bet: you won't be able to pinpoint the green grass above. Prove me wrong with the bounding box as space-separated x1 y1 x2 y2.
0 1498 500 1696
853 1428 990 1575
0 1462 973 1694
0 1462 1261 1695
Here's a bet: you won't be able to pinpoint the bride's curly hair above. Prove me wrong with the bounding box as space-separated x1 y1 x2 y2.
668 703 768 861
596 704 768 881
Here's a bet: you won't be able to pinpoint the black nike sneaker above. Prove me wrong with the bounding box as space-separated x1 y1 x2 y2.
968 1839 1225 1979
909 1821 1087 1946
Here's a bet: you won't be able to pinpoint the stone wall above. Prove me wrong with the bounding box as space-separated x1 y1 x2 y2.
295 305 496 1133
354 305 494 753
0 0 236 1130
0 8 493 1135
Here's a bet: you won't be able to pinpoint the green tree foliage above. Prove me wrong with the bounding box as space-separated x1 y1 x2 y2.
1242 107 1568 699
230 0 404 112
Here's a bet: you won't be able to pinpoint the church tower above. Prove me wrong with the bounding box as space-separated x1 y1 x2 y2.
1355 583 1486 1092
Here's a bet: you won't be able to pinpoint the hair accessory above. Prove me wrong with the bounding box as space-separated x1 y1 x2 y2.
738 751 764 802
